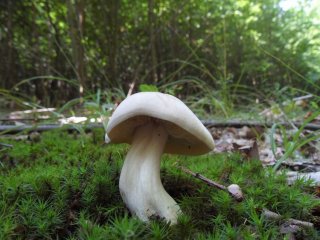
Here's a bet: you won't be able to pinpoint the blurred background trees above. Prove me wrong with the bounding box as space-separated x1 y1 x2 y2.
0 0 319 108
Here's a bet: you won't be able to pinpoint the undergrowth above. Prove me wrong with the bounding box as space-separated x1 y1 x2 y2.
0 129 319 239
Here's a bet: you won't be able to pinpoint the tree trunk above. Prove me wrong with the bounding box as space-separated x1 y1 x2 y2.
67 0 87 98
148 0 158 83
170 8 179 78
106 0 120 87
32 3 48 105
2 0 15 89
46 1 73 105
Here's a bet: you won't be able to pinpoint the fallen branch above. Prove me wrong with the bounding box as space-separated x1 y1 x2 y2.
202 120 320 131
1 119 319 134
178 165 244 201
0 117 63 122
0 142 13 148
292 94 313 102
262 208 314 229
0 123 102 134
281 161 320 172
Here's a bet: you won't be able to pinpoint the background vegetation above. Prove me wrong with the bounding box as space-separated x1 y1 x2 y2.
0 0 319 111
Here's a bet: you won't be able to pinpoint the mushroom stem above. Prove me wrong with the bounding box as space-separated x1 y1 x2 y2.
119 121 181 224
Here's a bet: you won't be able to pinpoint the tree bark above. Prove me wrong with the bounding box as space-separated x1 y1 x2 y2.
170 9 179 77
67 0 87 98
1 0 15 89
33 3 48 105
106 0 120 87
148 0 158 83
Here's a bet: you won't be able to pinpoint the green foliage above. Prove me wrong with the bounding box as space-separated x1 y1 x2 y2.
139 84 159 92
0 0 319 107
0 130 319 239
271 110 320 170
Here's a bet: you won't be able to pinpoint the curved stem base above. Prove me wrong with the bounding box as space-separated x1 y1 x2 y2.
119 122 181 224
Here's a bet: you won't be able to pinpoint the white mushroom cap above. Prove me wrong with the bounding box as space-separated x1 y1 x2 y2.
105 92 214 155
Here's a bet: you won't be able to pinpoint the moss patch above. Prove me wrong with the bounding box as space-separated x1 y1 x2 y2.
0 129 319 239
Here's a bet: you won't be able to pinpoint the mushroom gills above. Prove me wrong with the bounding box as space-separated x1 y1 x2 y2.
119 121 181 224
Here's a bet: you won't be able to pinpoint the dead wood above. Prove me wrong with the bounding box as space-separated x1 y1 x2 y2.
262 208 314 229
203 120 320 131
178 165 244 201
1 119 319 134
0 123 102 134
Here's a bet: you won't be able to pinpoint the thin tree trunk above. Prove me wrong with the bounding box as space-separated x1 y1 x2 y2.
106 0 120 87
77 0 86 92
170 9 179 78
46 1 72 105
32 4 48 105
148 0 158 83
67 0 86 99
3 0 15 89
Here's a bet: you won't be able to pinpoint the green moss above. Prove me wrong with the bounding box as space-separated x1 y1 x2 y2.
0 129 319 239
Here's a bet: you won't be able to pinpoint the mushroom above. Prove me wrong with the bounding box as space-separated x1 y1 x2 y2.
105 92 214 224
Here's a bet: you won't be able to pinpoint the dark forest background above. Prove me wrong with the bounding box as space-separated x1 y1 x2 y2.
0 0 319 113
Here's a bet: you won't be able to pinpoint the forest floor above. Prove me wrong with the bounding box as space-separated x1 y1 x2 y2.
1 114 320 239
1 96 320 239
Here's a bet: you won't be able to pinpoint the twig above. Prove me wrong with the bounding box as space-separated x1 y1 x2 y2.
281 161 320 172
293 94 313 101
9 108 57 114
0 123 102 134
127 81 136 97
0 142 13 148
203 120 320 131
178 165 244 201
0 117 63 122
262 208 314 229
179 165 226 190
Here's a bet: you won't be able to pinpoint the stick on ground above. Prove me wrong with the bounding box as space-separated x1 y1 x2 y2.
262 208 314 229
1 120 320 133
178 165 244 201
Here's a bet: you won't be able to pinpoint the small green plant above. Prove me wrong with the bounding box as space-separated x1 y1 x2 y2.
139 84 159 92
271 110 320 170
